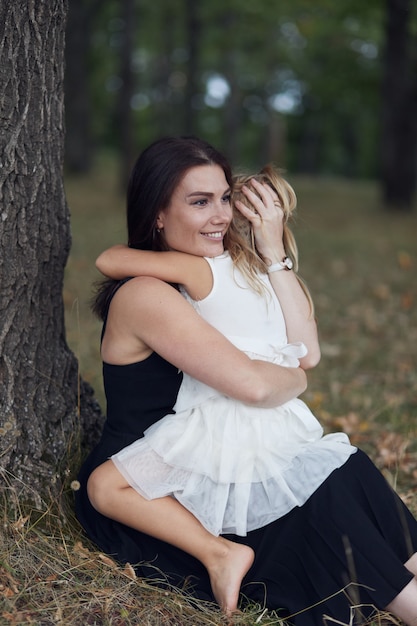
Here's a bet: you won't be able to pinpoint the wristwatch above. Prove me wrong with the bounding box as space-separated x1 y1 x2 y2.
267 256 294 273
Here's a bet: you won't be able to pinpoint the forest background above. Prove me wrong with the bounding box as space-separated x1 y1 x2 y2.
65 0 416 207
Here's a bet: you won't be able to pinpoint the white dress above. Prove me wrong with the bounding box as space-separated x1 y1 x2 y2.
112 253 356 536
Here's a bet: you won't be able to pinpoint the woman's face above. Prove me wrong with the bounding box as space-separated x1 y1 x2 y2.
156 165 232 258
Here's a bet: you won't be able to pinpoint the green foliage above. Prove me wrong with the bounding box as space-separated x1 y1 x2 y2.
81 0 391 175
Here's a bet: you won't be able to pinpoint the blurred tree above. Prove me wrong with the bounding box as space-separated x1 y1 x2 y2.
286 1 382 177
115 0 137 188
380 0 417 210
149 3 178 137
184 0 202 135
65 0 417 197
215 8 243 164
202 0 286 166
143 0 184 141
0 1 103 505
65 0 102 173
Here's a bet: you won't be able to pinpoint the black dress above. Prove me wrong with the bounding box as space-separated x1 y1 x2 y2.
75 351 417 625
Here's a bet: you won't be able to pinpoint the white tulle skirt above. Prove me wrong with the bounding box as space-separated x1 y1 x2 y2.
111 388 356 536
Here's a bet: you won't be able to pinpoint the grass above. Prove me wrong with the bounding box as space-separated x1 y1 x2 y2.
1 159 416 624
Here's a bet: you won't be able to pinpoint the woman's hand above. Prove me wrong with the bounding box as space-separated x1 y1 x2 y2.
234 178 286 265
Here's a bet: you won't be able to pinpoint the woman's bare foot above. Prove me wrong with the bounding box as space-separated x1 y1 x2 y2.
206 538 255 616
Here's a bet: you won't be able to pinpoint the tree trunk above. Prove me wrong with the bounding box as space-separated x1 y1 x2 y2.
295 109 323 175
116 0 136 190
0 0 103 506
380 0 417 210
64 0 93 173
220 12 242 165
222 60 242 167
183 0 201 136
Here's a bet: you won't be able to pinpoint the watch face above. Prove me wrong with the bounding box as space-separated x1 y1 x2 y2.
284 256 293 270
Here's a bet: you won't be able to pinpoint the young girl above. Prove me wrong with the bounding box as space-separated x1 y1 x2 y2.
92 165 356 537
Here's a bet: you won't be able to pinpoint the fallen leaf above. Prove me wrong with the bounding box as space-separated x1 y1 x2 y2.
12 516 29 531
401 291 413 310
123 562 136 580
397 251 412 270
98 553 118 569
73 540 94 559
373 284 390 300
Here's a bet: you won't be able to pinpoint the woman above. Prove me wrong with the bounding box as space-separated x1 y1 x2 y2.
76 136 417 625
89 164 356 542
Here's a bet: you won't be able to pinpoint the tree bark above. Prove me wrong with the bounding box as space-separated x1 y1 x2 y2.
380 0 417 210
116 0 136 190
0 0 103 506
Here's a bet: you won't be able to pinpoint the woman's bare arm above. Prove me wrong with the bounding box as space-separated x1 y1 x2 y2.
102 277 307 408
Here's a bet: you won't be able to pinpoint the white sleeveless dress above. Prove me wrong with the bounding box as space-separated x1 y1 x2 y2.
112 253 356 536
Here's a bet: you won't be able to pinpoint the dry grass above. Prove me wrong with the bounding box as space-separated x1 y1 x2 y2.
3 491 411 626
1 494 234 625
1 159 416 624
1 493 286 625
2 487 413 625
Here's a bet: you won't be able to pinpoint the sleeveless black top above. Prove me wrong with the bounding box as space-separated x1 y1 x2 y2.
100 353 182 459
74 352 207 590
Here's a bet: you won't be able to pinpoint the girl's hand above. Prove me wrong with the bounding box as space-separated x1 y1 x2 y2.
234 179 286 265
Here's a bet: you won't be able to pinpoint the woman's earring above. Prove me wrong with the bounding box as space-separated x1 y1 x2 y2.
156 228 161 233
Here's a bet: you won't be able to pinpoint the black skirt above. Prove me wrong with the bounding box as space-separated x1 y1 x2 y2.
233 449 417 624
77 448 417 625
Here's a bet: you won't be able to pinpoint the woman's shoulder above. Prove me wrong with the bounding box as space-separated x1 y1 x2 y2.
113 275 180 301
108 276 193 325
102 277 187 363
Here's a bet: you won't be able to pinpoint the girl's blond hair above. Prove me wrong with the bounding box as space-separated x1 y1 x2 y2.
224 164 315 317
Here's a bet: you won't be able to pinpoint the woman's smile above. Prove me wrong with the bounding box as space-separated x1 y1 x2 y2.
201 230 225 239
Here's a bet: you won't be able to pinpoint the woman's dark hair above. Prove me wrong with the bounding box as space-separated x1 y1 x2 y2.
127 136 232 249
92 136 232 320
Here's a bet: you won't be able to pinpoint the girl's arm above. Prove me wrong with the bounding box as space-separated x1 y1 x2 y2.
104 276 308 408
96 245 212 301
235 180 320 370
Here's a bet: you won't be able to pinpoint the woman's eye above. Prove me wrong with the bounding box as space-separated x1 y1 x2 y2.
193 198 208 206
222 194 231 204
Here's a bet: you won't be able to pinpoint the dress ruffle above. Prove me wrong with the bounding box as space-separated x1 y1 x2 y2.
112 389 356 536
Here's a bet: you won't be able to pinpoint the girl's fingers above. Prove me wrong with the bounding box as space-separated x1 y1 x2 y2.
242 180 282 216
239 180 284 224
234 199 260 222
250 179 277 205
